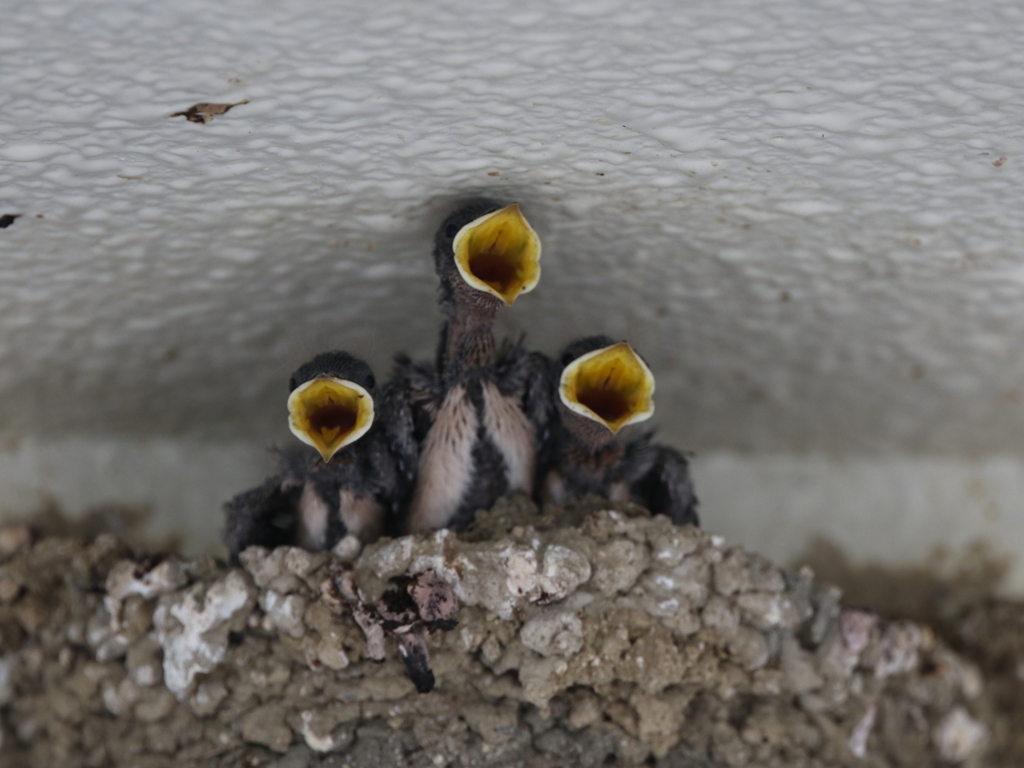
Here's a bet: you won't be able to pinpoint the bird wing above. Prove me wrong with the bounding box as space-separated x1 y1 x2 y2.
391 354 443 439
494 342 554 446
222 475 302 562
493 342 555 499
624 436 700 527
376 379 420 486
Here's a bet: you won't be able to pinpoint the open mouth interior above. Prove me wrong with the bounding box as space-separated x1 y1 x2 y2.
560 343 655 433
469 244 522 296
575 384 632 425
307 402 358 445
454 204 541 305
288 378 373 461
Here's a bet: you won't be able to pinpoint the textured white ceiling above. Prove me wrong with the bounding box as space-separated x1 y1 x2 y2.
2 0 1024 455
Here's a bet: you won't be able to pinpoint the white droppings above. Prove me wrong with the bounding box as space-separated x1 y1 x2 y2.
134 663 159 687
153 570 255 698
933 707 987 763
300 710 345 753
105 559 187 602
520 609 585 658
848 700 877 758
259 590 307 639
505 548 541 598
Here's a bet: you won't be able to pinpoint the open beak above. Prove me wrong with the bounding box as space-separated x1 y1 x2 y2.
559 342 655 433
452 203 541 305
287 377 375 462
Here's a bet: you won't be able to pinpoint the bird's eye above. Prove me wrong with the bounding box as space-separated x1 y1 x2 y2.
445 223 460 239
366 375 376 390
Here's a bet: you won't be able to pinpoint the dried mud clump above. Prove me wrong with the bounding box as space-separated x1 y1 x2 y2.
0 497 1007 767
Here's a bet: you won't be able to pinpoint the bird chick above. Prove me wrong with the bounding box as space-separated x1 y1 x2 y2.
224 351 416 561
432 199 542 373
401 200 549 534
542 336 699 526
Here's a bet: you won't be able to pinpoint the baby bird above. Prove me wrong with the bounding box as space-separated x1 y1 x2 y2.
432 199 542 372
541 336 699 526
224 351 416 561
401 200 550 534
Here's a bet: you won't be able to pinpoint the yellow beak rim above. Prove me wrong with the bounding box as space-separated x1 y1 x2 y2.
452 203 541 306
558 342 655 434
287 377 375 462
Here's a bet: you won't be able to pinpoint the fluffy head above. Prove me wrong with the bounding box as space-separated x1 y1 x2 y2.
287 352 377 462
289 351 376 393
433 199 541 313
555 336 656 444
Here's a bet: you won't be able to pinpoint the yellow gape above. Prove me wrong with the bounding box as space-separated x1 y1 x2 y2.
287 377 375 462
452 204 542 305
559 342 656 433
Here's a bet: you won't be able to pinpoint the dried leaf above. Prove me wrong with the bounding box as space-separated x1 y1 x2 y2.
0 214 22 229
170 99 250 124
409 570 459 631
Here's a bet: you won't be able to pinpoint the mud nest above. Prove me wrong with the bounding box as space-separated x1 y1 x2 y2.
0 495 1019 767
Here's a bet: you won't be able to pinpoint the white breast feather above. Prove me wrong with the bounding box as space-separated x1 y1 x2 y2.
407 385 478 533
296 482 329 550
482 381 535 494
338 489 385 542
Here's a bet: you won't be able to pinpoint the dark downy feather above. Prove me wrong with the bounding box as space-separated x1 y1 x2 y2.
402 201 546 533
623 434 700 526
223 352 410 558
495 339 555 494
541 337 700 527
223 472 302 563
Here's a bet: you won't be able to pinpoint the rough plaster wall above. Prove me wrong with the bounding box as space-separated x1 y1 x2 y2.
3 1 1024 584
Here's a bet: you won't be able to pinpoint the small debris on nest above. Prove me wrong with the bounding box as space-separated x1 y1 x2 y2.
0 214 22 229
170 99 250 124
331 568 459 693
